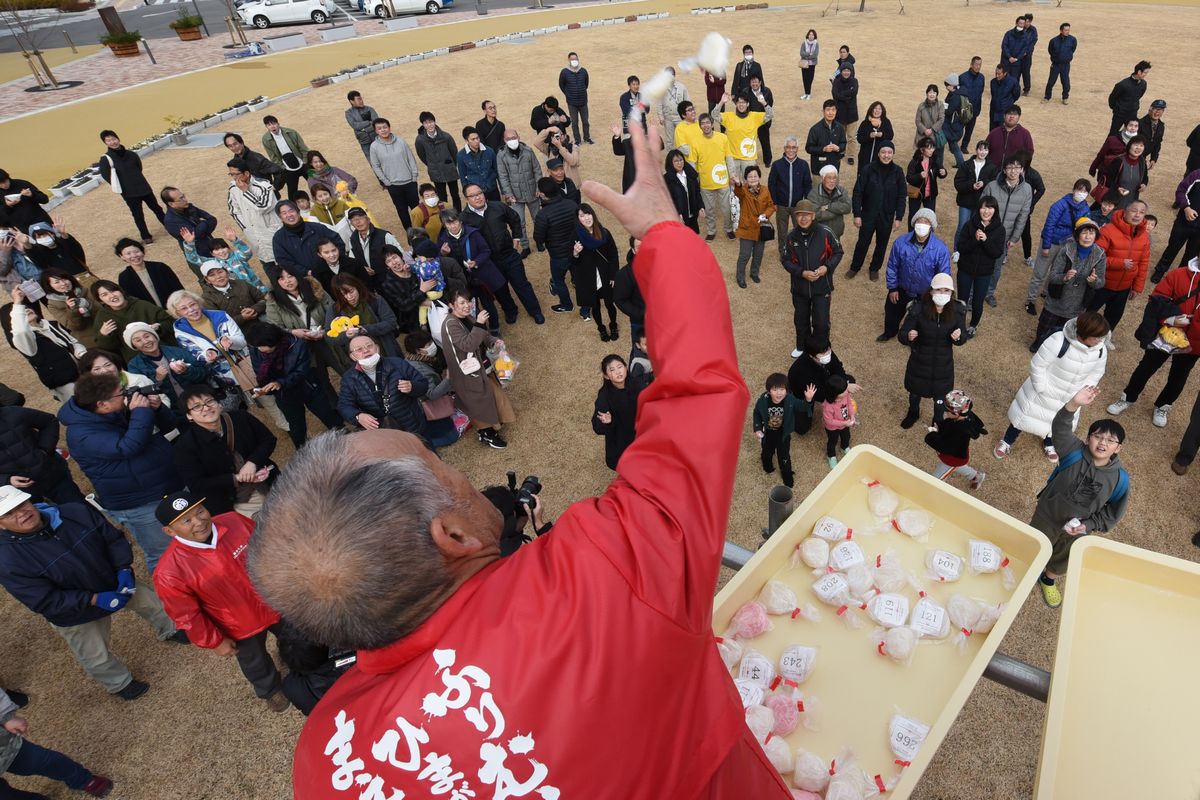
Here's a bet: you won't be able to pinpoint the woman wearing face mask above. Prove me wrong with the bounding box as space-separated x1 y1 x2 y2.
799 30 819 101
663 149 702 233
898 272 966 428
1034 218 1106 351
955 196 1006 337
441 289 513 449
39 269 96 347
733 166 776 289
997 311 1109 461
571 204 621 341
3 287 86 401
327 273 400 357
787 332 859 436
593 354 645 470
25 221 91 284
90 279 176 360
906 137 946 230
1099 136 1149 211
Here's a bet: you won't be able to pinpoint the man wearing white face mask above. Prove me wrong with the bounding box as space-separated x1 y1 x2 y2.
1025 178 1093 315
497 128 544 255
558 52 593 145
879 207 951 341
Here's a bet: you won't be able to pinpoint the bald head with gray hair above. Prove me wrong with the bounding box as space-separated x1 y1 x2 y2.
249 430 503 650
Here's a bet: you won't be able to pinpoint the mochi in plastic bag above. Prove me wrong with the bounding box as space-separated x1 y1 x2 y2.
863 478 900 518
947 593 983 652
866 592 910 628
872 625 918 665
826 750 877 800
716 635 744 669
872 550 918 593
763 734 793 774
812 514 854 542
758 580 821 622
968 538 1017 589
744 703 775 742
974 600 1005 634
727 600 772 639
910 595 950 639
777 644 818 684
792 536 830 572
767 681 821 731
891 508 934 540
844 563 876 602
764 691 801 736
792 748 830 793
925 549 964 583
829 540 866 572
811 572 863 628
737 648 776 687
792 791 823 800
734 677 765 708
888 711 931 767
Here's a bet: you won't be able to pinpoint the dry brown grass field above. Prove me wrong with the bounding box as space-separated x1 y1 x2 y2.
2 2 1198 797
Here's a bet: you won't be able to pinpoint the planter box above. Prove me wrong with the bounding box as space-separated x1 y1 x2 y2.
151 137 171 151
135 146 153 159
106 41 140 57
249 100 270 111
183 122 205 136
69 177 99 197
173 26 202 41
434 47 449 56
319 24 356 42
310 78 331 88
368 64 383 72
218 109 237 121
51 184 72 199
330 74 349 83
384 15 418 30
263 31 306 51
170 132 189 146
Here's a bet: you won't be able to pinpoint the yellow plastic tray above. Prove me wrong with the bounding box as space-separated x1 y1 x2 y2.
713 445 1050 797
1035 536 1200 798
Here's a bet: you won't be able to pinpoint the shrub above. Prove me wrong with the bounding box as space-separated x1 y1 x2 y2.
100 30 142 44
168 12 203 28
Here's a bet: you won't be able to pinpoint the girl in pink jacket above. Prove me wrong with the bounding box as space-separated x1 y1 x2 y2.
821 373 857 468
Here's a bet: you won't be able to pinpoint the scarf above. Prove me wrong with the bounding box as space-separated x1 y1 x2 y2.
283 219 306 235
576 224 609 251
255 334 292 383
351 299 378 326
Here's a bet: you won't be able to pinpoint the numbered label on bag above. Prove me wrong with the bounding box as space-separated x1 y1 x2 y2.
812 572 849 603
969 539 1002 573
735 678 765 709
738 653 775 687
868 593 910 628
778 645 818 683
889 714 931 763
928 550 963 582
829 541 865 571
911 597 949 638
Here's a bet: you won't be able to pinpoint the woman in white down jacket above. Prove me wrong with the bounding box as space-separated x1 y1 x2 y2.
995 311 1110 463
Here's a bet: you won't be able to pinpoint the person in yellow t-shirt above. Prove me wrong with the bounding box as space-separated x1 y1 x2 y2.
686 114 737 240
672 102 703 161
715 92 773 176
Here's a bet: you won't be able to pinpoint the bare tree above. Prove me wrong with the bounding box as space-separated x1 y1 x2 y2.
0 0 61 88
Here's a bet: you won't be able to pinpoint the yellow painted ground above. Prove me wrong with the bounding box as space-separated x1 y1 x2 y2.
0 43 102 84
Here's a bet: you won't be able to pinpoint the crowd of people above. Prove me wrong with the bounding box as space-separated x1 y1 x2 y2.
0 8 1194 796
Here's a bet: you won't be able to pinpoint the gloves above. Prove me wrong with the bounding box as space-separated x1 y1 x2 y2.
95 591 130 612
116 569 136 595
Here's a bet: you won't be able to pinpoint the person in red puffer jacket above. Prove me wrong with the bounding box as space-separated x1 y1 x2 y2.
1106 256 1200 429
1089 200 1150 338
249 124 793 800
152 492 289 712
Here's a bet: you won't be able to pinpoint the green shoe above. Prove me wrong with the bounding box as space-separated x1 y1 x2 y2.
827 456 838 470
1040 581 1063 609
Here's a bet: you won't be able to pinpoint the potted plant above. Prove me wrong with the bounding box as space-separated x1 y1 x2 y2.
169 11 204 41
101 30 142 57
164 115 189 146
310 74 333 88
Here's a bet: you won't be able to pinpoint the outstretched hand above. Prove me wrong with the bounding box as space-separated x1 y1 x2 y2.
1069 385 1100 411
582 122 677 241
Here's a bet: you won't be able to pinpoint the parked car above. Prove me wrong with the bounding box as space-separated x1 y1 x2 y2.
364 0 451 16
238 0 336 28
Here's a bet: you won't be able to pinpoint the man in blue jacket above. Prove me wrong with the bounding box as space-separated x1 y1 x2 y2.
1000 17 1032 95
989 64 1022 128
958 57 986 148
0 486 185 699
879 207 951 341
271 199 346 278
1019 13 1038 95
161 186 219 258
456 128 500 202
57 372 181 573
558 51 592 144
1025 179 1092 314
1044 22 1077 104
768 138 813 260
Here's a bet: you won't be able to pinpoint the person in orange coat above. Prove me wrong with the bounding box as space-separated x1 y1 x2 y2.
248 123 794 799
151 491 289 712
1088 200 1150 338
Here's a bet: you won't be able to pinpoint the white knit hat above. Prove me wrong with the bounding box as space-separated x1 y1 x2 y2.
122 321 159 349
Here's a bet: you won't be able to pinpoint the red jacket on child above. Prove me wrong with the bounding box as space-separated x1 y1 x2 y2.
152 511 280 649
292 223 792 799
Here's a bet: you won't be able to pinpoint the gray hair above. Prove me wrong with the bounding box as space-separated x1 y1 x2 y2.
248 432 455 650
784 136 800 147
165 289 204 318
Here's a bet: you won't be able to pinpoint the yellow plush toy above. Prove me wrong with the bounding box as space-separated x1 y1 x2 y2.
337 181 380 227
327 314 360 338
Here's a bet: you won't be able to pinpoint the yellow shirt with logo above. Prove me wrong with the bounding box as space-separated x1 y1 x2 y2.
688 132 733 190
718 111 766 162
674 121 702 157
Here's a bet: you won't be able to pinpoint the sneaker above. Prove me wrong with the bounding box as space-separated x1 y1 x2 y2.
115 679 149 701
964 325 977 340
1104 336 1117 351
875 333 894 342
599 329 611 342
952 250 960 264
265 689 291 713
550 304 572 313
1172 460 1189 476
1042 97 1049 103
1107 394 1132 415
1022 89 1029 97
1025 301 1037 316
520 247 531 258
1154 404 1172 427
478 429 508 449
845 269 860 279
83 776 114 798
705 234 715 241
580 310 592 321
1062 98 1069 105
900 412 918 429
868 271 880 282
1043 445 1059 463
725 231 736 240
1024 256 1034 267
790 348 803 358
504 314 518 325
166 630 190 644
827 456 838 469
984 294 998 308
141 235 154 244
1040 581 1063 608
609 322 619 340
584 137 595 145
993 440 1011 460
969 471 987 491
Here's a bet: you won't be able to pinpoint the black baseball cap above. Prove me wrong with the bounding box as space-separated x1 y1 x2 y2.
156 491 207 526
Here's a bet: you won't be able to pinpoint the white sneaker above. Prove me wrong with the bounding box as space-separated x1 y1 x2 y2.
1103 333 1117 351
969 471 986 491
1024 256 1035 267
993 441 1011 460
791 348 803 358
1107 394 1132 415
952 250 960 264
1154 404 1172 427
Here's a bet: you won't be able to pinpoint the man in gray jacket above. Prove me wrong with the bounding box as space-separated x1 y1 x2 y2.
497 128 543 253
368 118 420 234
414 111 461 212
981 156 1033 307
1033 386 1130 608
344 91 378 163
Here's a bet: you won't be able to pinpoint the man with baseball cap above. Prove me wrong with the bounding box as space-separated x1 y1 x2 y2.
0 485 184 700
151 491 290 712
1140 98 1167 171
782 199 843 357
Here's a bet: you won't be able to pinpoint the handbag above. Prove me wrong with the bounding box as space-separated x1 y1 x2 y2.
758 223 776 242
421 394 457 420
445 322 482 376
428 300 450 347
906 183 921 199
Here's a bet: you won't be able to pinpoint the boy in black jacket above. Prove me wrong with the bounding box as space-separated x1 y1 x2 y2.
925 389 987 490
753 373 797 487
